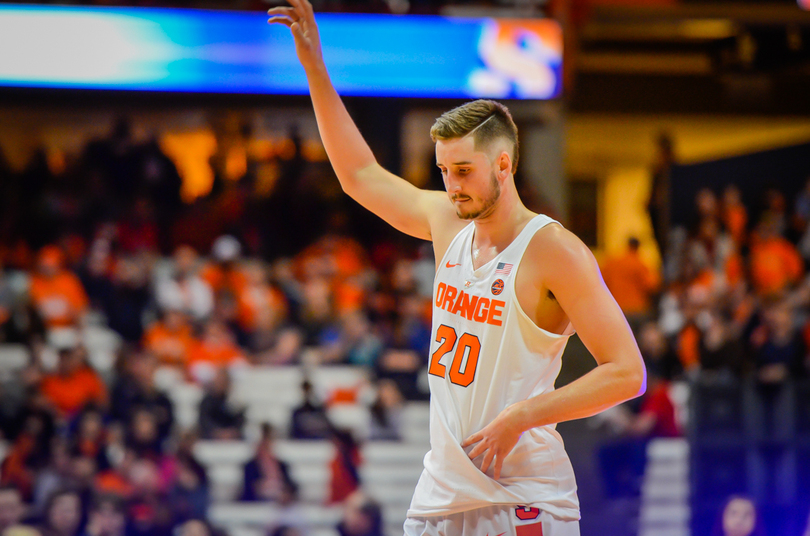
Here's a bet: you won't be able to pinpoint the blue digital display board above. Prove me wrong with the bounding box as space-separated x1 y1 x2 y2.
0 5 562 99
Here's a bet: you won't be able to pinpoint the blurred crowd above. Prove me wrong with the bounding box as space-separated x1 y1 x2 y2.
2 115 810 536
599 179 810 421
0 121 436 536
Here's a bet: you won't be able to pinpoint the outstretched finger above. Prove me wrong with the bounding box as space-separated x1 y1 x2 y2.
267 15 294 27
267 6 296 17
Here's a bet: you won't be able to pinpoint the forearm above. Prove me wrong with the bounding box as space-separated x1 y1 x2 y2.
305 64 377 188
513 361 645 431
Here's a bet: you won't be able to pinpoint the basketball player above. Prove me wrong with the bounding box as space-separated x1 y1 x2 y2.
268 2 647 534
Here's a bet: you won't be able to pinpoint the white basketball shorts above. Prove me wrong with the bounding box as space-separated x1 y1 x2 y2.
403 505 580 536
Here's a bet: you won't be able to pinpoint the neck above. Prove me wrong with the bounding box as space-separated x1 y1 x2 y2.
471 182 533 249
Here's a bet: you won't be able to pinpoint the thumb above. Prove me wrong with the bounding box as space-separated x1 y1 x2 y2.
291 21 304 37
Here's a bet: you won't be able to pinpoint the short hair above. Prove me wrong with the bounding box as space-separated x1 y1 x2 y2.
430 100 519 173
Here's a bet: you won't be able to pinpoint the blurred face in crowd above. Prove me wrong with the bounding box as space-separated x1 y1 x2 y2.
47 492 82 536
79 410 104 440
88 501 125 536
178 520 210 536
722 498 756 536
174 246 198 278
0 487 25 530
131 409 158 444
695 188 718 219
57 348 84 376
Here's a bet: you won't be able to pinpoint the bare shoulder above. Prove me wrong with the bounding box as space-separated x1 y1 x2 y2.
526 222 599 285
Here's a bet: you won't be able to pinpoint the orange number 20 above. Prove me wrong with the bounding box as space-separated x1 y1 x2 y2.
429 324 481 387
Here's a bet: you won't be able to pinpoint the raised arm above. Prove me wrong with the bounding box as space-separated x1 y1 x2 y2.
267 0 450 241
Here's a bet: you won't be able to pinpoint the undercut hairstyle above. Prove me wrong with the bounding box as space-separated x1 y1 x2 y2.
430 100 519 173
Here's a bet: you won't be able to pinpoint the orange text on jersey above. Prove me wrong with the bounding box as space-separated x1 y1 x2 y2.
435 282 505 326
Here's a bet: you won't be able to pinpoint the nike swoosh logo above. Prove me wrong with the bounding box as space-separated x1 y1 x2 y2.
485 532 506 536
445 261 462 268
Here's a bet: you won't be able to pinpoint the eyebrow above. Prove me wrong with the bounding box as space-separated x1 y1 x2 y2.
437 161 474 167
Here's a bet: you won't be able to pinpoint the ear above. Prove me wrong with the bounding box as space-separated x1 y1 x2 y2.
497 150 511 178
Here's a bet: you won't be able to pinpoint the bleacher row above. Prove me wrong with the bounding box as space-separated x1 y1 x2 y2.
0 331 432 536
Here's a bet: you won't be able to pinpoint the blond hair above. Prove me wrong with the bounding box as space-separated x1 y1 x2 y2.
430 100 519 173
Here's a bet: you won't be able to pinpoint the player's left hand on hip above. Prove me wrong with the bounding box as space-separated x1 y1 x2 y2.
461 403 525 480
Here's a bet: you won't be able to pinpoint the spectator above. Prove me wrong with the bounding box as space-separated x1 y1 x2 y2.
200 236 247 298
2 393 56 501
710 495 766 536
39 489 83 536
142 310 195 370
154 246 213 322
187 320 248 385
240 424 297 503
254 327 304 366
0 485 26 533
97 256 151 344
110 352 173 444
197 369 244 440
32 440 73 518
722 184 748 247
29 247 88 330
289 380 332 441
375 348 425 401
368 379 403 442
600 237 661 332
167 453 208 523
125 409 164 459
749 216 803 297
327 429 361 505
320 311 383 367
751 300 804 388
39 347 107 421
80 495 125 536
0 262 23 343
336 491 382 536
235 261 287 343
69 408 109 471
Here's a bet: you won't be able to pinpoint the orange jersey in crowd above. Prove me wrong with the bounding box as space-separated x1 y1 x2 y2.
143 321 196 367
600 250 660 316
236 286 287 332
200 264 248 296
749 237 803 296
29 271 89 327
40 367 107 417
187 338 246 369
722 204 748 246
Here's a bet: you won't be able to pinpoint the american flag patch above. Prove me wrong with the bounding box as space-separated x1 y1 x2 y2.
495 262 513 275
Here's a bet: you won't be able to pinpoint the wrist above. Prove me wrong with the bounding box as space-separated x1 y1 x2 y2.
509 400 534 433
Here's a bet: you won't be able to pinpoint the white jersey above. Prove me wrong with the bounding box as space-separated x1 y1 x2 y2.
407 214 580 521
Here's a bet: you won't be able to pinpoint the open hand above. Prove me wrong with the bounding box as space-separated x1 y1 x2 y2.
267 0 323 72
461 402 526 480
